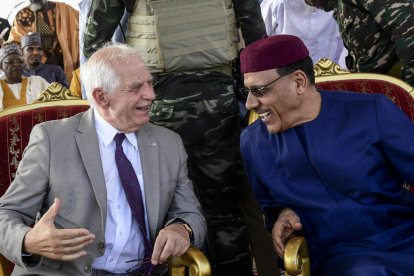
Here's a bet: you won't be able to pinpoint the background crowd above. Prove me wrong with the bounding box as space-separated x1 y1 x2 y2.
0 0 413 276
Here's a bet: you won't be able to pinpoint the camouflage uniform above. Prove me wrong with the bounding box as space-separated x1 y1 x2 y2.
333 0 414 86
84 1 270 275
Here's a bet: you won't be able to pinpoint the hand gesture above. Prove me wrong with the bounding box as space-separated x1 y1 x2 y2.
272 208 302 258
151 223 191 265
23 198 95 261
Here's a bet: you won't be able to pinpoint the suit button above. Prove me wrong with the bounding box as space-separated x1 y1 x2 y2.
97 241 105 251
84 264 92 273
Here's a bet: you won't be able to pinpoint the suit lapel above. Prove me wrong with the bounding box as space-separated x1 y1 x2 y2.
75 109 108 228
137 124 160 239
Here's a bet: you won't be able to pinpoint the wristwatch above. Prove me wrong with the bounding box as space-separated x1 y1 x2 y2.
177 221 194 244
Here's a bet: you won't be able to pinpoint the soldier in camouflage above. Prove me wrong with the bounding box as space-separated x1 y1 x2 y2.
84 1 279 275
305 0 414 87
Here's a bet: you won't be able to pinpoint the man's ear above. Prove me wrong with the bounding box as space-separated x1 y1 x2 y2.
292 70 307 95
92 89 109 109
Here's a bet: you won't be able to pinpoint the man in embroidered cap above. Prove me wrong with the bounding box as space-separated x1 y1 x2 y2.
8 0 79 82
21 32 69 88
239 34 414 275
0 42 49 111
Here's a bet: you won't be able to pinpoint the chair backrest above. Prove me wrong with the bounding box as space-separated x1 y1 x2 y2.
0 100 90 197
0 100 89 275
35 82 82 102
314 59 414 121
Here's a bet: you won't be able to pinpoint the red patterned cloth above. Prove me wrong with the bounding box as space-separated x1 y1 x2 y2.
316 79 414 121
0 104 89 197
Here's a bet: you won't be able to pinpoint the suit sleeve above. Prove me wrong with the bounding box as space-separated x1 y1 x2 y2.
0 124 51 268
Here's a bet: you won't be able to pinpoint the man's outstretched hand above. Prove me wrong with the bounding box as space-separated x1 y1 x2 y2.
23 198 95 261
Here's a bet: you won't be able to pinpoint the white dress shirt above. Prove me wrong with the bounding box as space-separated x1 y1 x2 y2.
261 0 347 67
92 109 149 273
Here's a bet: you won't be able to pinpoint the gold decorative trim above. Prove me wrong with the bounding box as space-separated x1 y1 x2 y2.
34 82 81 102
8 116 21 179
313 58 349 77
0 100 89 117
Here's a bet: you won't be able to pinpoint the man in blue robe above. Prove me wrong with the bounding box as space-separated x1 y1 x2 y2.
239 34 414 275
21 32 68 87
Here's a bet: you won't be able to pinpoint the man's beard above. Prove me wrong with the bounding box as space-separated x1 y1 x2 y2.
30 60 41 66
29 0 46 12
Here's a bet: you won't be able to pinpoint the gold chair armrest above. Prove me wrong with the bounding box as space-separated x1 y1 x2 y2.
284 236 311 276
168 247 211 276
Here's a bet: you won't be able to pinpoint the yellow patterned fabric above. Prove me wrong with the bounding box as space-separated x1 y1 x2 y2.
1 78 28 109
69 68 82 98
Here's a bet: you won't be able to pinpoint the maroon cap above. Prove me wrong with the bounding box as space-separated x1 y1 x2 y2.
240 35 309 74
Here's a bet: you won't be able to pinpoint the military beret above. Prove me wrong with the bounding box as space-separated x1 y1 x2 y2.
240 35 309 74
0 43 22 64
21 32 42 48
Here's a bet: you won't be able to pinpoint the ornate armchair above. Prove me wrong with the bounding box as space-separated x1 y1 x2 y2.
0 100 90 195
0 100 211 276
248 59 414 276
169 247 211 276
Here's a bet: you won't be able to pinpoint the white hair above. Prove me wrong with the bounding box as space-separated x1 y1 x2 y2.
81 43 144 107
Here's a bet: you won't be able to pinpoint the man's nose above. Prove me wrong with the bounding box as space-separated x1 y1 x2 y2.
144 83 156 100
245 92 259 111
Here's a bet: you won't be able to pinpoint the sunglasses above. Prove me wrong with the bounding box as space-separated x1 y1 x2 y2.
239 73 290 98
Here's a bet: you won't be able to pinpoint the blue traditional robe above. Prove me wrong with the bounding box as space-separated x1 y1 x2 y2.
23 63 69 88
241 91 414 275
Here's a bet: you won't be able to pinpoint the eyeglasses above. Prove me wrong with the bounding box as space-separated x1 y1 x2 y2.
239 73 289 98
125 258 160 276
3 59 24 66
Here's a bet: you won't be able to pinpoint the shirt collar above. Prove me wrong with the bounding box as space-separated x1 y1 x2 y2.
93 109 138 150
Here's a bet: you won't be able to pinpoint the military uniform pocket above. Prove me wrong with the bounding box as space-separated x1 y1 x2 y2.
150 101 174 121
